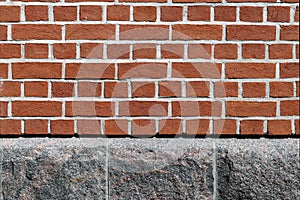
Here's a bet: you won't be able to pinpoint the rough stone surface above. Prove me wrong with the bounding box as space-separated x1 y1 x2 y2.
0 138 299 199
0 138 106 200
108 139 214 199
216 139 300 199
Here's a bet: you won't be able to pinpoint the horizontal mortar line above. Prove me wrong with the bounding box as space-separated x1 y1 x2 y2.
1 97 298 101
1 78 299 82
0 78 299 81
1 21 299 25
0 40 298 44
0 116 298 120
0 2 299 6
0 59 299 63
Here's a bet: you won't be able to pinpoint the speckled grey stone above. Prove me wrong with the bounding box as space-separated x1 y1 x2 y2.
108 139 214 200
0 138 107 200
0 138 299 200
216 139 300 200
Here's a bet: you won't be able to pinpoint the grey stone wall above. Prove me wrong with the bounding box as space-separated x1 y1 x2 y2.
0 138 299 199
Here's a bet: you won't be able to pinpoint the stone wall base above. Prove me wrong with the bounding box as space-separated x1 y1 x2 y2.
0 138 299 199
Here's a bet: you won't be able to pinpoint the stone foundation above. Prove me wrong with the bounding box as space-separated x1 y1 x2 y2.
0 138 299 199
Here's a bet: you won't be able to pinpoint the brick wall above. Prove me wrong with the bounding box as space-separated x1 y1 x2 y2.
0 0 299 137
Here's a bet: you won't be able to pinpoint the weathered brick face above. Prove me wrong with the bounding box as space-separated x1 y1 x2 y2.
0 0 299 136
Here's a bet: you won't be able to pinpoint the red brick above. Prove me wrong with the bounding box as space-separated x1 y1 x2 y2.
12 63 62 79
161 44 184 59
280 26 299 41
215 6 236 22
172 25 222 40
172 62 221 78
296 81 300 97
77 120 101 135
107 44 130 59
227 25 276 41
134 6 156 22
159 81 182 97
0 44 20 59
214 82 238 97
159 119 182 135
240 7 263 22
228 0 275 2
214 44 237 59
12 101 62 117
0 102 8 117
66 101 114 117
65 63 115 79
0 6 20 22
120 25 168 40
278 0 296 2
240 120 264 135
51 120 74 135
0 25 7 40
25 6 48 21
132 119 156 136
280 63 299 78
54 43 77 59
161 6 183 22
78 81 102 97
270 82 293 97
66 0 112 2
121 0 166 2
80 43 103 59
133 44 156 59
24 81 48 97
119 101 168 117
0 81 21 97
25 120 48 135
186 119 210 135
0 120 21 135
280 100 299 116
66 24 115 40
188 6 210 21
107 5 130 21
243 82 266 98
174 0 220 2
269 44 293 59
186 81 210 97
12 25 62 40
80 6 102 21
0 64 8 79
13 0 59 2
104 81 128 98
242 44 265 59
172 101 222 117
105 119 128 135
118 63 168 79
52 82 75 97
25 44 48 59
54 6 77 21
132 82 155 97
295 6 299 22
268 6 290 22
213 119 236 135
226 63 276 79
268 120 291 135
188 44 211 59
226 101 276 117
295 120 299 134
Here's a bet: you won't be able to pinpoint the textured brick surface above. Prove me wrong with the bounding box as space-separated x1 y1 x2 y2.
0 0 298 137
